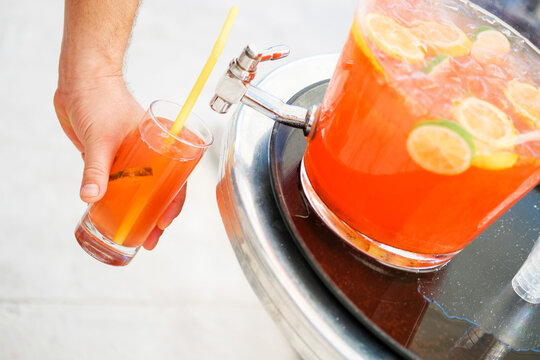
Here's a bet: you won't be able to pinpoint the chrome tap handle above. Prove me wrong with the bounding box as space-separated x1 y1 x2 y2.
233 44 290 80
210 44 317 136
249 44 290 63
211 44 290 109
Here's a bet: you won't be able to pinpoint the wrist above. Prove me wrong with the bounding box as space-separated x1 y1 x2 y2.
58 52 124 87
56 72 126 98
57 0 140 96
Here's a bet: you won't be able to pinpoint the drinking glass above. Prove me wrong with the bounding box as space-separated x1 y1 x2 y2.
512 234 540 304
75 100 213 266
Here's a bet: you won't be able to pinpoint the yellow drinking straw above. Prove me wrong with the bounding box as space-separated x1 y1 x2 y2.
113 6 238 246
170 5 239 137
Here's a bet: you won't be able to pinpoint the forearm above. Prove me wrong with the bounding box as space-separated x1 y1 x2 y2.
58 0 140 88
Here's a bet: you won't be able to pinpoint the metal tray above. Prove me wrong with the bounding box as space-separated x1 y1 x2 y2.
269 81 540 359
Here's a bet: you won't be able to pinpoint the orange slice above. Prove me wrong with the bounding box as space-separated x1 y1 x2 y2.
407 119 475 175
411 21 472 57
504 79 540 129
364 13 425 63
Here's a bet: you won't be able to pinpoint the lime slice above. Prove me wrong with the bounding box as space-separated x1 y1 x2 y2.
453 97 516 148
469 26 494 41
411 21 472 57
471 29 510 64
504 79 540 129
364 12 425 63
407 119 475 175
422 54 450 75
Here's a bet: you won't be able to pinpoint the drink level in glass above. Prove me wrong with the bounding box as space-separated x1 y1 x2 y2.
76 103 210 265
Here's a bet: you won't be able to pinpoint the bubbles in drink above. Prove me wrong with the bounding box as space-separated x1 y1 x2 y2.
360 0 540 171
302 0 540 268
140 117 205 161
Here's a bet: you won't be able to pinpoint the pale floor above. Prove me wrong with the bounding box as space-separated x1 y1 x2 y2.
0 0 356 359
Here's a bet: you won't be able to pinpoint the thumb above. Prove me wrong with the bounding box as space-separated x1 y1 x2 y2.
80 138 118 203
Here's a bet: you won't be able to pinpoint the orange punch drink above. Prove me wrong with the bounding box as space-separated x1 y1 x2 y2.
75 100 213 265
302 0 540 271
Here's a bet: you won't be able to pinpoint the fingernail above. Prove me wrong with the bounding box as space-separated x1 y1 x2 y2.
157 217 173 231
144 228 164 251
80 183 99 198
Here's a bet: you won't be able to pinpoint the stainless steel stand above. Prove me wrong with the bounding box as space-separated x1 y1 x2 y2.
216 55 401 360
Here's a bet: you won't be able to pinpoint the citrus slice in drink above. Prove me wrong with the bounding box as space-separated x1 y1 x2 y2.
453 97 516 149
411 21 472 57
351 14 385 75
364 12 425 63
471 29 510 64
471 139 518 169
422 54 450 75
472 151 518 170
469 25 494 41
504 79 540 129
406 120 475 175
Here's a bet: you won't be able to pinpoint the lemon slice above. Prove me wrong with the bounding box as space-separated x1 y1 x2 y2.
471 139 517 169
453 97 516 149
364 12 425 63
411 21 472 57
504 79 540 129
472 151 518 170
407 120 475 175
471 29 510 64
453 97 518 170
351 17 386 75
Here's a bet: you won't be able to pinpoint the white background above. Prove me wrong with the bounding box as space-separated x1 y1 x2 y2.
0 0 356 359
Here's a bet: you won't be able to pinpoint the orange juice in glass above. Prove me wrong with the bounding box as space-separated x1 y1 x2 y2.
302 0 540 271
75 100 213 266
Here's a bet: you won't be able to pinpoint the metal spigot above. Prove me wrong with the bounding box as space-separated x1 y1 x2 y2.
210 44 318 136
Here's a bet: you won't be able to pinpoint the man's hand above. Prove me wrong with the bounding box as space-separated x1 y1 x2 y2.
54 77 188 250
56 0 187 250
54 76 143 202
